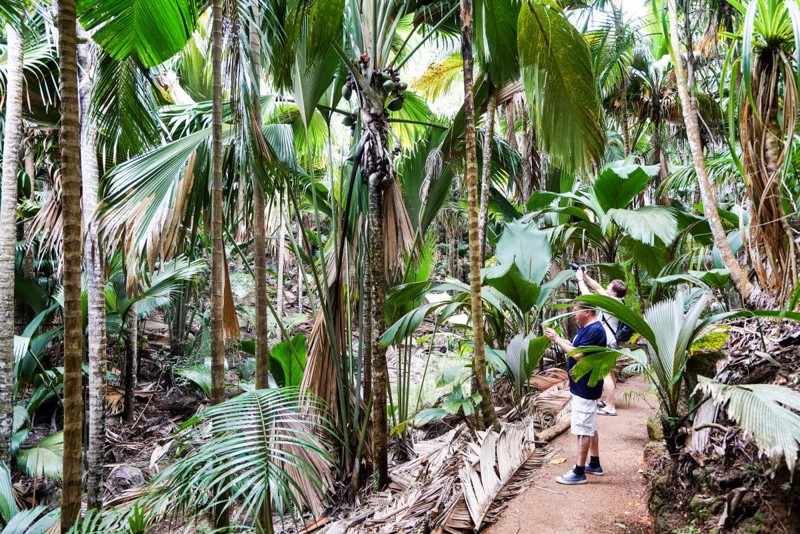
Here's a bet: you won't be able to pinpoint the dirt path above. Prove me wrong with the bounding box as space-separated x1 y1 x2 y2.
487 375 656 534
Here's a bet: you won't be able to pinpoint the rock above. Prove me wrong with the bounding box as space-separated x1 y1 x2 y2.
109 464 146 490
647 413 664 441
690 494 723 524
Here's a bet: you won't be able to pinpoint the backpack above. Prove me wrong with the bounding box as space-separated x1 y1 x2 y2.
603 316 634 344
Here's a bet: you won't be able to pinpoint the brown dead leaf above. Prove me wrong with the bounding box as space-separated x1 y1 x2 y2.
549 457 567 465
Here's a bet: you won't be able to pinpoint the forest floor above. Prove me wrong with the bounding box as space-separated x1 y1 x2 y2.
487 375 656 534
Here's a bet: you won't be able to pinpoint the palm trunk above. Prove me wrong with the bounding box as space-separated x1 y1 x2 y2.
57 0 85 528
78 35 107 509
460 0 498 430
211 0 226 406
478 88 496 260
123 303 137 421
667 0 754 302
276 191 286 342
211 0 228 528
368 174 388 487
250 2 269 391
0 25 23 464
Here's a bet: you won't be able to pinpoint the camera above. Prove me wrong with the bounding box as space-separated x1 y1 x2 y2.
570 262 584 271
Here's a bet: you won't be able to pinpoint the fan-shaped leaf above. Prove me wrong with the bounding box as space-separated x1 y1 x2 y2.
698 376 800 471
592 161 658 212
78 0 198 66
518 1 604 171
16 431 63 481
605 206 678 247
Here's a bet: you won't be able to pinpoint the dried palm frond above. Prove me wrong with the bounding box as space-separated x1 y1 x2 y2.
528 368 568 391
27 172 64 276
456 422 538 530
383 177 415 281
222 254 239 341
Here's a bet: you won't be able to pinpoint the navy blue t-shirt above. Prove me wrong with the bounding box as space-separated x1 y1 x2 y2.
568 321 607 400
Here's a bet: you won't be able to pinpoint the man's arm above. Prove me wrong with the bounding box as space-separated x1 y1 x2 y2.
577 270 607 296
544 328 586 359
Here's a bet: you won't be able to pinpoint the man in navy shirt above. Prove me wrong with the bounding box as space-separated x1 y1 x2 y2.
544 302 607 484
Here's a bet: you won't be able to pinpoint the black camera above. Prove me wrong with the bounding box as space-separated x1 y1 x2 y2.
570 262 585 271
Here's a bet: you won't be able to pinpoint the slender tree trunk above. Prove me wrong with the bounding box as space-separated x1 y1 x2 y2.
123 304 137 421
57 0 85 528
667 0 754 302
368 174 388 487
478 88 496 260
248 7 272 529
78 35 107 509
460 0 498 429
211 0 226 406
296 222 303 309
0 25 23 464
362 245 372 408
276 191 286 342
211 0 228 529
250 2 269 391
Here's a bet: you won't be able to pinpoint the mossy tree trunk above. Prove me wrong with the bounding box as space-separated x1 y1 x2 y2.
460 0 498 430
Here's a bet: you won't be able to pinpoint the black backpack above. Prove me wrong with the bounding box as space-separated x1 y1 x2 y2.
603 316 634 344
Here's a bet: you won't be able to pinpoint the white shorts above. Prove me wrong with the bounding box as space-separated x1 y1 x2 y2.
571 395 598 436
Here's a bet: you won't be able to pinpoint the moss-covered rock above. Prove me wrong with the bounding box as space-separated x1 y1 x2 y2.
647 413 664 441
689 494 723 524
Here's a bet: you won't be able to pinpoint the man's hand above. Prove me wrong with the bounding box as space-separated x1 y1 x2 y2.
544 328 559 341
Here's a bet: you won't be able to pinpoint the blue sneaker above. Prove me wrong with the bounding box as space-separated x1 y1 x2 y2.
584 464 604 476
556 468 587 485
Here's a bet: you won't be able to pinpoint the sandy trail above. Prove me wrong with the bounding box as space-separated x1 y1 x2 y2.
487 375 656 534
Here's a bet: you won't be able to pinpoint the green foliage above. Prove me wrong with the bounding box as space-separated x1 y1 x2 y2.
142 388 334 524
15 432 63 482
175 360 213 398
78 0 198 66
698 376 800 471
518 0 604 171
269 334 307 387
0 506 59 534
0 461 16 525
504 334 549 398
475 0 520 85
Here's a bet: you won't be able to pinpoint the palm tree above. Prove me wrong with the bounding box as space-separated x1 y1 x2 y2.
0 23 23 464
666 0 755 303
734 0 800 302
57 0 84 529
461 0 499 430
77 32 107 510
249 0 269 391
210 0 225 411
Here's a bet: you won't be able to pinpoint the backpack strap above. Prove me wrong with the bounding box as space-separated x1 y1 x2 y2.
601 314 619 336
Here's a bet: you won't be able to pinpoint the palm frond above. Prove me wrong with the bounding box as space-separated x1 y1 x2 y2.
0 506 58 534
15 431 63 481
411 53 462 101
144 388 335 523
698 376 800 471
91 50 162 163
604 206 678 247
518 1 605 172
78 0 199 67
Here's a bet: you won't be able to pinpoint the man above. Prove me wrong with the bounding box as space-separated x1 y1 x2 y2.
544 302 606 485
576 270 628 416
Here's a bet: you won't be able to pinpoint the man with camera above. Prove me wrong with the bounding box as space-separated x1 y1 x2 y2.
544 301 607 484
573 264 629 416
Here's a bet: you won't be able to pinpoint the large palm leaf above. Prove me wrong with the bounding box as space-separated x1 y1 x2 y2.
697 376 800 472
78 0 199 67
518 1 605 172
143 388 334 523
